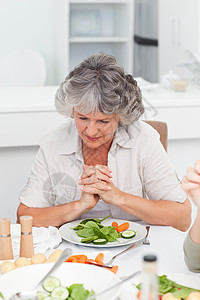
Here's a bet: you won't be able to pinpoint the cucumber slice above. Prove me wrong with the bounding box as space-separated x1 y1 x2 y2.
81 235 98 243
42 276 61 292
51 286 69 300
37 291 49 300
121 230 136 239
93 238 107 245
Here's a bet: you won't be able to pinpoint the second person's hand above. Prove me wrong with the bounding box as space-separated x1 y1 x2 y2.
182 160 200 208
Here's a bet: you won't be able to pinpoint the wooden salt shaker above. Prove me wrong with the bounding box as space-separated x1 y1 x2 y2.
0 218 14 260
19 216 34 258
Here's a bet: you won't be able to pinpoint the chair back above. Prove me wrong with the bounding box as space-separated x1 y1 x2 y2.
143 120 168 151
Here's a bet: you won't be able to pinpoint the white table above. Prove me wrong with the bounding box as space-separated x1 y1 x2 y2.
51 223 200 279
1 223 200 300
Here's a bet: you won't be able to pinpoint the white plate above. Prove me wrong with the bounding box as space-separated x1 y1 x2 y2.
130 272 200 297
0 263 121 300
59 219 147 248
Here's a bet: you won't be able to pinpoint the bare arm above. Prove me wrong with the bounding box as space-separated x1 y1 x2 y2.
115 191 191 232
79 165 191 232
17 192 99 227
80 181 191 232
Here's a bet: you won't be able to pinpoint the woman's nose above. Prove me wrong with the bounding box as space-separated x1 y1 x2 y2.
86 121 98 136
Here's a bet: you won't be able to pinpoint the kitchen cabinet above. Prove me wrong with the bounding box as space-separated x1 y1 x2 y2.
142 84 200 140
158 0 200 79
54 0 134 83
1 84 200 147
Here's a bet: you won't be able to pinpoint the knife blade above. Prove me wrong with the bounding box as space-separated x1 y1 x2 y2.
86 260 113 268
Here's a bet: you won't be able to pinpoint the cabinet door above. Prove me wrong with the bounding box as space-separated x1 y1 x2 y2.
158 0 200 79
69 1 134 74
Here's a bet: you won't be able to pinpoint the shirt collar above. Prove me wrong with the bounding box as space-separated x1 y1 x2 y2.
59 122 82 156
59 121 136 155
110 125 136 153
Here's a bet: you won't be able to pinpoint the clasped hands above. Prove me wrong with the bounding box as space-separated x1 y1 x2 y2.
79 164 123 205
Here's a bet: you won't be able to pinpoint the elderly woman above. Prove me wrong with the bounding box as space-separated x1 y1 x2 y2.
182 160 200 271
17 53 191 231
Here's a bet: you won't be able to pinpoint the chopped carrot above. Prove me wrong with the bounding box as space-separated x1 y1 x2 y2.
71 257 78 263
66 256 78 263
137 290 142 299
65 255 87 263
112 221 119 232
65 253 119 275
86 258 95 263
108 265 118 273
65 256 73 262
79 256 87 264
95 253 104 264
71 255 88 261
112 221 118 228
117 222 129 232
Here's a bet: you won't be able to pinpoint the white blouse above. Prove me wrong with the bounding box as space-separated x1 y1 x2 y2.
19 119 187 221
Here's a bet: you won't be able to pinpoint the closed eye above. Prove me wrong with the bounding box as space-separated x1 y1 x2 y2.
79 117 87 120
99 120 110 124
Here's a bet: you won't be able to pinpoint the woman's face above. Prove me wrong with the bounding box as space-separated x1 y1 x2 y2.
73 110 119 149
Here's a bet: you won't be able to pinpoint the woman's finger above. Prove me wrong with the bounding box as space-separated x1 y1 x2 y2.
94 164 112 173
187 171 200 184
182 181 200 191
81 165 112 179
186 167 196 174
79 173 112 185
80 182 111 192
182 176 189 183
80 186 99 194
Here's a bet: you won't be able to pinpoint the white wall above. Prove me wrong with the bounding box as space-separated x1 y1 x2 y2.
168 139 200 179
0 0 57 85
158 0 200 79
0 146 38 223
168 139 200 223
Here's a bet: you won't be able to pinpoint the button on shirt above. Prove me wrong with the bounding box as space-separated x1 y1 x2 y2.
19 119 187 221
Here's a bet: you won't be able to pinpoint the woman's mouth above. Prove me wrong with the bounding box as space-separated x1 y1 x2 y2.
85 135 101 141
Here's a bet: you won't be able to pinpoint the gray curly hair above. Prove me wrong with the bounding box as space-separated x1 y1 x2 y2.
55 53 144 126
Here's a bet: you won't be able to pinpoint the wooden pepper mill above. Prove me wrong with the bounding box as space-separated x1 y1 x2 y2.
19 215 34 258
0 218 14 260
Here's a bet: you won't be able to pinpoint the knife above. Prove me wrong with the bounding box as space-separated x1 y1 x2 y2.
86 270 141 300
103 225 150 267
86 240 143 269
86 226 150 268
86 260 113 268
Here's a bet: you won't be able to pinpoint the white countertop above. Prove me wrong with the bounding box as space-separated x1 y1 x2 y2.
0 84 200 146
142 84 200 107
0 86 58 113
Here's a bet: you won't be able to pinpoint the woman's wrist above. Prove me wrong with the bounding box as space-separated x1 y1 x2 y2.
79 193 98 212
61 200 89 224
111 190 126 207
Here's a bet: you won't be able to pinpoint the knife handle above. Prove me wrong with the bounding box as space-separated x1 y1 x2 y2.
112 240 143 261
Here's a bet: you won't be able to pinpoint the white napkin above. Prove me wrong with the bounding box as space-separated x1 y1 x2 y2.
11 224 62 258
